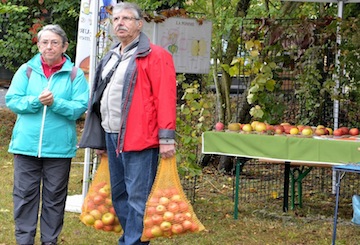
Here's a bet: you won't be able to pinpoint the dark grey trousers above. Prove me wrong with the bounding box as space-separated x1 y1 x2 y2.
13 154 71 245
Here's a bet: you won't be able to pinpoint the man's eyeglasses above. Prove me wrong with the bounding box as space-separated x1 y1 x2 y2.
113 16 140 23
39 40 62 47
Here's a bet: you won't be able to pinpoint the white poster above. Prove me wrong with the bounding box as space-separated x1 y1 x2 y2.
75 0 116 80
153 17 212 74
76 4 212 76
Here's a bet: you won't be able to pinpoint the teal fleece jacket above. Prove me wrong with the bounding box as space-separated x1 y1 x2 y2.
5 53 89 158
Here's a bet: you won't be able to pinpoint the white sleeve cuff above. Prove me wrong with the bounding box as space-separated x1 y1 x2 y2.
159 139 175 144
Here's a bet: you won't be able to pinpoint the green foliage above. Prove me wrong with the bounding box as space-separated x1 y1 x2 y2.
136 0 185 12
226 36 285 124
176 75 214 177
0 0 80 72
0 2 27 14
294 47 326 125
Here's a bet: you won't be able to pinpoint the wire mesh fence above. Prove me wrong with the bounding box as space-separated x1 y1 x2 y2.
235 160 360 210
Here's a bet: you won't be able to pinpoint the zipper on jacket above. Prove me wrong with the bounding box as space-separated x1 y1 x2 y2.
38 75 54 158
116 69 137 156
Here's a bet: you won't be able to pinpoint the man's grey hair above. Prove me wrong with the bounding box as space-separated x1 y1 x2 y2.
112 2 143 20
37 24 68 46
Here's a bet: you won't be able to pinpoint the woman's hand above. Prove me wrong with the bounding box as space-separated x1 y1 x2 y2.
39 89 54 106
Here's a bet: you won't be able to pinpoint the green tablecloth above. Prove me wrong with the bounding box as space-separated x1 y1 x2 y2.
202 131 360 165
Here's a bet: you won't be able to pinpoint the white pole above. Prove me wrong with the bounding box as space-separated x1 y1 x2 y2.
332 0 344 195
81 0 100 202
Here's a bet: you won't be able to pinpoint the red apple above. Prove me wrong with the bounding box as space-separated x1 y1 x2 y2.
182 220 193 231
333 129 343 137
105 198 112 207
190 222 199 232
82 214 95 226
266 124 274 131
167 202 180 213
163 211 175 222
147 196 159 206
97 204 109 214
113 224 122 233
163 230 173 237
183 212 192 220
109 206 116 215
339 126 349 135
155 204 166 214
94 220 104 230
151 225 163 237
85 200 95 211
171 223 184 234
174 213 185 223
144 228 154 238
170 194 181 202
283 125 295 134
160 221 172 231
102 212 115 225
274 125 284 135
103 225 114 231
146 206 156 215
144 217 154 228
159 196 170 206
215 122 224 131
349 128 359 136
89 209 102 220
93 195 104 205
98 185 111 198
178 201 189 212
151 214 163 225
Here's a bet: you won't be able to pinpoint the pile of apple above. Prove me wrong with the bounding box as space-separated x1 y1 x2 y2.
215 121 359 137
142 187 200 239
80 181 122 233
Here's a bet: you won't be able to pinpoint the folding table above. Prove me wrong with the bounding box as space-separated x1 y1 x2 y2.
201 131 360 219
332 164 360 245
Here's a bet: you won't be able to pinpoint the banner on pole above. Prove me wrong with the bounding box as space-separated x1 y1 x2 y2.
75 0 116 80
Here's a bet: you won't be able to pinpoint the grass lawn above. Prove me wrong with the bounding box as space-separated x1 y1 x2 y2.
0 108 359 245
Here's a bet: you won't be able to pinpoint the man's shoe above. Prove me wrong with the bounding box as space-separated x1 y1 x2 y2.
42 243 56 245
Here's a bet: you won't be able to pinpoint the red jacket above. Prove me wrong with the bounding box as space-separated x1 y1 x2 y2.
79 33 177 152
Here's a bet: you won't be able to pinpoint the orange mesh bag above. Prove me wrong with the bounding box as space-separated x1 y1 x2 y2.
141 156 205 241
79 154 122 234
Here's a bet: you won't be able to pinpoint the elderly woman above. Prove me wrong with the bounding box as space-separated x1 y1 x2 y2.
5 24 89 245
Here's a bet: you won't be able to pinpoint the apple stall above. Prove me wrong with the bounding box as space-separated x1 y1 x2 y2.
202 124 360 217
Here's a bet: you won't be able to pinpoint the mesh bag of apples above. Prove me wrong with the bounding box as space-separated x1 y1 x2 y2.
140 156 205 241
79 154 122 234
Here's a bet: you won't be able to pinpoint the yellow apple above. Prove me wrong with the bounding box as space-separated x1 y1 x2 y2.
289 127 299 135
251 121 259 129
301 128 313 136
242 124 253 132
326 127 333 135
255 122 267 132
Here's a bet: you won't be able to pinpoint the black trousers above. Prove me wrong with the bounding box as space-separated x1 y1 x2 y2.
13 154 71 245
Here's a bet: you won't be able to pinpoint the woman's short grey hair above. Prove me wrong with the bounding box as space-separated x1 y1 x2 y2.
37 24 68 46
112 2 143 19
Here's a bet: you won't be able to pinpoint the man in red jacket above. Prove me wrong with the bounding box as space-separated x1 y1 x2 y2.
79 2 176 244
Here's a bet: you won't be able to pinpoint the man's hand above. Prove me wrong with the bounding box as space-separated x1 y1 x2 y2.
95 149 106 155
160 144 176 159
